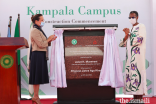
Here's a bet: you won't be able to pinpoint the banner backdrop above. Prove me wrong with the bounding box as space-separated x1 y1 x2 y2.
0 0 153 96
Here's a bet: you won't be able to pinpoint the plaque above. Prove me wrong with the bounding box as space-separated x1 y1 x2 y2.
64 30 104 79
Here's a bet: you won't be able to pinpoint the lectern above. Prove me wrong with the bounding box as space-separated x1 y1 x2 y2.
0 37 28 104
53 25 120 104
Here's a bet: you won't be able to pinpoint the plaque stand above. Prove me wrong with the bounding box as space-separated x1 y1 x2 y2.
53 80 120 104
53 25 120 104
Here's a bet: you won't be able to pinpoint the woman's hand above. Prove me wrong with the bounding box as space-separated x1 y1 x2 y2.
47 35 57 43
123 28 130 36
123 28 130 42
52 35 57 41
47 35 55 42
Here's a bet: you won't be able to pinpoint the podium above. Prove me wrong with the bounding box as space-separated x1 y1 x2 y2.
0 37 28 104
53 25 120 104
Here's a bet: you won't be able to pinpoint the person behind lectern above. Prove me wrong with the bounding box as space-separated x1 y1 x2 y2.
119 11 147 104
29 14 57 104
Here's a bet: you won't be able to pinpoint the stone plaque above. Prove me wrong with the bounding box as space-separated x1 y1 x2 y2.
64 34 104 79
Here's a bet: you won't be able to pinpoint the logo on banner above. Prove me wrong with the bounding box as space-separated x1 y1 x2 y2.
71 39 77 45
93 40 97 44
0 55 14 69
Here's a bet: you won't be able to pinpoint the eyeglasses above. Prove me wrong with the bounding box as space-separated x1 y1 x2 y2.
128 17 136 19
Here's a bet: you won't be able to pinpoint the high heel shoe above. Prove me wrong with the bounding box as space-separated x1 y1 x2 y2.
32 97 42 104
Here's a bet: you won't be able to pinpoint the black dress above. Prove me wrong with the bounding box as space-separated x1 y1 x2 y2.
29 24 49 85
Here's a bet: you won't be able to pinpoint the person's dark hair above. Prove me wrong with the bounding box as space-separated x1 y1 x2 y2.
31 14 43 23
130 11 139 17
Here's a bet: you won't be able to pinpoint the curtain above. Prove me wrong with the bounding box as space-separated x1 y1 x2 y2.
50 29 67 88
98 29 124 88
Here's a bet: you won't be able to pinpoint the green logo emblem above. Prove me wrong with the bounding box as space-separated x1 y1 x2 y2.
71 39 77 45
0 55 14 69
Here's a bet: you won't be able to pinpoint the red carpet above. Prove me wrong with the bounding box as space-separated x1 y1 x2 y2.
20 98 57 104
20 97 156 104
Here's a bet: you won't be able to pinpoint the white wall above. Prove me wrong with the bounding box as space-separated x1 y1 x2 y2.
150 0 156 96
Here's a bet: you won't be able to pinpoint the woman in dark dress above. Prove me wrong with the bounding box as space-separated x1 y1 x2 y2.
29 14 57 104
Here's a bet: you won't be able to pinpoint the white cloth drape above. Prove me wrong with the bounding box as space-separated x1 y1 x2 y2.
98 29 124 88
50 29 67 88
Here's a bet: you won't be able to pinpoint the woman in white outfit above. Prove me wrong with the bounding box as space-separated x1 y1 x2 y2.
119 11 147 104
